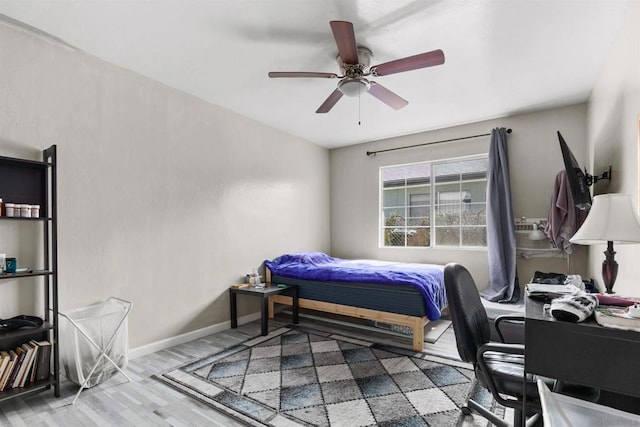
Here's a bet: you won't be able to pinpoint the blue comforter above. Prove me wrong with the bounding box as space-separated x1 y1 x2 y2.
264 252 446 321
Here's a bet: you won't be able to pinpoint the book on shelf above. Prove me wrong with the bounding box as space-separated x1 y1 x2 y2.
17 342 36 388
0 352 9 383
6 347 26 390
0 350 17 391
28 341 40 384
31 340 51 382
11 344 33 389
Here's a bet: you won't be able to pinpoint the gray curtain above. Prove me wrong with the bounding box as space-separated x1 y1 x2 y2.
480 128 519 303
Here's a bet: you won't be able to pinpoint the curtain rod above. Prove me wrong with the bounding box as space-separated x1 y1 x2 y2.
365 128 512 156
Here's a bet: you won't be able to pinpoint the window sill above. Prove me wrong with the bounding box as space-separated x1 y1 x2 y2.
380 245 488 251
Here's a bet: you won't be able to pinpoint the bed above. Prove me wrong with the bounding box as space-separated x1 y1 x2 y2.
264 252 447 351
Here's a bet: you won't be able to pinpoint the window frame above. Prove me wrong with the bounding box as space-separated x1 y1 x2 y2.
379 154 489 249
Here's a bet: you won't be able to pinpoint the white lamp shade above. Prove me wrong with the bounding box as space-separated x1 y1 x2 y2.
570 193 640 244
338 78 370 97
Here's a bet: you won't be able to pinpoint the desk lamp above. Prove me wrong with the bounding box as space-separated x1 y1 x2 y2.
528 222 547 241
570 194 640 293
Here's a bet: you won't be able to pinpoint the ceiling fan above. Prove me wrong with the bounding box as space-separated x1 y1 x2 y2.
268 20 445 114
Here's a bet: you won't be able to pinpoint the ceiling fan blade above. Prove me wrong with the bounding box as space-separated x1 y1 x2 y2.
316 89 344 113
367 82 408 110
268 71 338 78
372 49 445 76
330 21 359 65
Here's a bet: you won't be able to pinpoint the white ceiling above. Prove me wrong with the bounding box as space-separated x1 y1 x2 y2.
0 0 628 149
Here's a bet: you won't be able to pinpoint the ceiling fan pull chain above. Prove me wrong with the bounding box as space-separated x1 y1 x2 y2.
358 89 361 125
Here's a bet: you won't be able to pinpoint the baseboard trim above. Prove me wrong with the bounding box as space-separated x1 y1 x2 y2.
129 312 262 359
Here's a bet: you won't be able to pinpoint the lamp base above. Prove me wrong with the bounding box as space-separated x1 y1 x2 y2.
602 240 618 294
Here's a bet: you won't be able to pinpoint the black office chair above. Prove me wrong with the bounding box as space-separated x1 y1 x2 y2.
444 263 543 427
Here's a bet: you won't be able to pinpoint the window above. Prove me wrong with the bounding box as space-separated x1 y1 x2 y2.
381 156 488 248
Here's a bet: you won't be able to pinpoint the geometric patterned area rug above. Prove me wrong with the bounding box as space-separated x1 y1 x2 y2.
156 325 495 426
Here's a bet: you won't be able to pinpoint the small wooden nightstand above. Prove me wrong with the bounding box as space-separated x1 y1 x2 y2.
229 284 299 335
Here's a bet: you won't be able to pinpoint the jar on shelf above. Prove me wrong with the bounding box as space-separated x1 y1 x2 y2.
5 203 16 217
20 204 31 218
31 205 40 218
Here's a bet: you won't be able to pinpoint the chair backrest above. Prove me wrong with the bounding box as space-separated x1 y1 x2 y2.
443 263 491 364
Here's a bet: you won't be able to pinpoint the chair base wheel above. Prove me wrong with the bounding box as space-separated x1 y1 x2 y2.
461 406 473 416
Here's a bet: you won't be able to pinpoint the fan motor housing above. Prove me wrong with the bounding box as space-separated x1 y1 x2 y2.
337 46 373 78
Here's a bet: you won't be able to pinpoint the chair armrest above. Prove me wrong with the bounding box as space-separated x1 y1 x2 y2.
495 315 525 323
477 341 525 359
494 315 525 343
475 342 528 409
476 342 525 390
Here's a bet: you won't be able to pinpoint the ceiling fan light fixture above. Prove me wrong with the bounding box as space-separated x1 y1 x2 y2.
338 78 370 97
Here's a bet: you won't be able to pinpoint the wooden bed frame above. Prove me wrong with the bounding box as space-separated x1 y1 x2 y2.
265 268 429 351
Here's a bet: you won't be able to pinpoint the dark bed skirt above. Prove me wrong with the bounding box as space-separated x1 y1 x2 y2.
271 275 427 317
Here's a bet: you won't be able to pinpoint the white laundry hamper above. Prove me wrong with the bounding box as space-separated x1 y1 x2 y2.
59 297 131 392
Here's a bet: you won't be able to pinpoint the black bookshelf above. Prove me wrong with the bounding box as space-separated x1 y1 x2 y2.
0 145 59 399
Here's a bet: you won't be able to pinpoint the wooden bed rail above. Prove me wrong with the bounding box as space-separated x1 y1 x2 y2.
269 295 427 351
265 267 427 351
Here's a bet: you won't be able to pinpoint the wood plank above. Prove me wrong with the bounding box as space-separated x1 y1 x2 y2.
271 294 428 351
412 316 426 351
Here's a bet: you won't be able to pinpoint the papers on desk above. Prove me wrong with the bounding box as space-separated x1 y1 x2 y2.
526 283 581 299
594 306 640 332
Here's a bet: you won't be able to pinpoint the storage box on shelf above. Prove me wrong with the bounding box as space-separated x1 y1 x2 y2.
0 145 59 401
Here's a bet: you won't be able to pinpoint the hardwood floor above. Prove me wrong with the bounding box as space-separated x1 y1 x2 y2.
0 313 498 426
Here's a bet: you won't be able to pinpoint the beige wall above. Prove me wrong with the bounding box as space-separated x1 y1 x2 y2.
0 19 330 349
330 104 589 289
587 1 640 296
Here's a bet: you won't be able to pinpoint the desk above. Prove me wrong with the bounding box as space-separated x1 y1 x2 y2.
525 297 640 401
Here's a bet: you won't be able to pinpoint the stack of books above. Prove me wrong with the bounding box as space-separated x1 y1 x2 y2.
0 340 51 391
